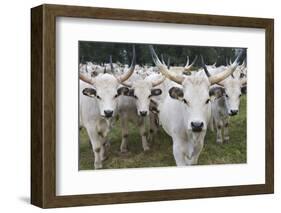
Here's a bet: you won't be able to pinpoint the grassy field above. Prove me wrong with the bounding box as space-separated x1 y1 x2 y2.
79 95 247 170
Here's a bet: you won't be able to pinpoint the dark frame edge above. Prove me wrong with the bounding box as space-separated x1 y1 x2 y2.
30 4 274 208
31 5 44 208
265 19 274 194
43 184 270 208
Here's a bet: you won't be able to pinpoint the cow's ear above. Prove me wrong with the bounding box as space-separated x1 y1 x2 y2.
128 89 135 96
240 73 245 79
209 87 224 98
122 88 135 97
169 87 184 100
117 87 130 96
150 89 162 97
82 88 96 97
218 88 225 98
241 86 247 94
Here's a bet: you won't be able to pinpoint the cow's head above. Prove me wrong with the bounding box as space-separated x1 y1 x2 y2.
80 46 136 118
150 45 242 132
217 61 247 116
169 76 211 132
122 74 165 117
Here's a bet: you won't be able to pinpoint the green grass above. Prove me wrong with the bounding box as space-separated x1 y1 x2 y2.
79 95 247 170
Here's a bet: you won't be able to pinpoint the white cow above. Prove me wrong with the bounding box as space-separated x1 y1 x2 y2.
198 56 247 143
206 63 247 143
209 86 230 143
79 48 136 169
117 72 166 152
79 61 105 77
150 45 242 166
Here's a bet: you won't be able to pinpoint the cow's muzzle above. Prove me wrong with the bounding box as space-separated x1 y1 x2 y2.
191 121 204 132
104 110 113 118
229 110 238 116
139 111 148 117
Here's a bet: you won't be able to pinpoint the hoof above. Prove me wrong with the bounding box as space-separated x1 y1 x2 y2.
120 143 128 153
224 137 230 143
148 136 153 144
143 146 150 152
120 147 128 153
119 151 130 157
94 162 103 169
216 139 223 144
102 154 109 162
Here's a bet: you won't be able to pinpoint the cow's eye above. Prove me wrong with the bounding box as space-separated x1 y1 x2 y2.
225 94 229 98
133 95 138 99
183 99 189 106
239 94 242 98
96 95 101 100
205 98 210 104
114 94 119 98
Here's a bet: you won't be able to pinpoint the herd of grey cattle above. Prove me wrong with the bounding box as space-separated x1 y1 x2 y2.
79 45 247 169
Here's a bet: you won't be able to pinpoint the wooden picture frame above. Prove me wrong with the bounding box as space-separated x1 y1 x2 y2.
31 4 274 208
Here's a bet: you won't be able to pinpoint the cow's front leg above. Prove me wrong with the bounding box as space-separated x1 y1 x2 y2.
191 140 204 165
215 120 223 144
93 145 103 169
120 115 129 153
90 136 103 169
139 118 150 152
173 143 186 166
148 113 158 143
101 138 110 162
86 126 103 169
223 117 230 143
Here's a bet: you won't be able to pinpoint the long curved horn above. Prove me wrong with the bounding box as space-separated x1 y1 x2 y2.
201 55 211 77
209 51 243 85
149 45 184 85
229 57 235 78
184 55 198 71
121 81 132 87
167 56 170 69
226 57 230 66
79 73 95 85
185 56 190 67
161 54 170 69
110 55 114 72
152 75 166 87
161 54 166 66
241 59 246 69
117 45 136 83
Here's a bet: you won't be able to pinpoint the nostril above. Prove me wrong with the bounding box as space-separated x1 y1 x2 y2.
191 121 204 131
230 110 238 115
139 111 148 117
104 110 113 117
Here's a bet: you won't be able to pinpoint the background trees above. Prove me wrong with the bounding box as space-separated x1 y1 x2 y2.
79 41 247 67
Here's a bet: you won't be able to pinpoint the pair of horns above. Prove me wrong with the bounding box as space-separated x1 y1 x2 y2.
184 55 198 71
149 45 185 85
161 54 170 69
80 46 136 85
150 45 242 85
202 52 243 84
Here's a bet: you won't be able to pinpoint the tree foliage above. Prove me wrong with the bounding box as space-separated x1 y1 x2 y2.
79 41 247 67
